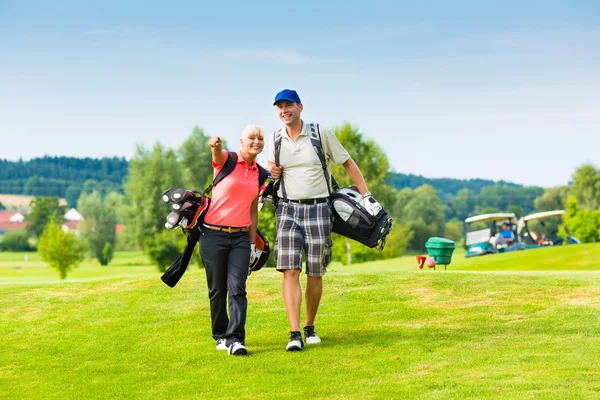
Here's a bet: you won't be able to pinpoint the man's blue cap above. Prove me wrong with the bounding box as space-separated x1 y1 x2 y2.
273 89 301 105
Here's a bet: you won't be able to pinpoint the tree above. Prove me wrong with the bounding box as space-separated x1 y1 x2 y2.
330 122 396 206
563 195 600 243
65 185 83 208
78 191 121 265
178 126 216 190
121 143 184 250
507 204 524 219
399 185 445 251
571 163 600 210
534 186 570 212
391 188 414 220
444 218 464 244
328 122 399 262
38 218 85 279
25 197 67 239
450 188 476 221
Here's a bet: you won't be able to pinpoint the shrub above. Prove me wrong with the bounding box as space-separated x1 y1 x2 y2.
1 230 34 252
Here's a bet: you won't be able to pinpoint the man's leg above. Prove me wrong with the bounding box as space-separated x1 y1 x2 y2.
282 269 302 331
275 202 303 331
304 275 323 327
301 202 331 344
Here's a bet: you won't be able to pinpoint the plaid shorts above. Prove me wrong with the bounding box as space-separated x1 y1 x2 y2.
275 201 332 277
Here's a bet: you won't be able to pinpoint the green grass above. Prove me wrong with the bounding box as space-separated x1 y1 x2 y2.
1 245 600 399
0 251 155 286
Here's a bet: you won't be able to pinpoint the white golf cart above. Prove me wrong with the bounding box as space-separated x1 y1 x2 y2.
517 210 581 249
464 213 525 258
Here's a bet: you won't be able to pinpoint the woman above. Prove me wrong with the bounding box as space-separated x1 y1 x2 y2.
200 124 265 356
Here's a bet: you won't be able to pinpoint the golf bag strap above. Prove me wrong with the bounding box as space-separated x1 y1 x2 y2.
203 151 237 196
203 151 268 196
273 128 288 200
258 164 269 189
309 123 336 195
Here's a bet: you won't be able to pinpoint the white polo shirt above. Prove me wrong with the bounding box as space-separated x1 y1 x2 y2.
268 121 350 200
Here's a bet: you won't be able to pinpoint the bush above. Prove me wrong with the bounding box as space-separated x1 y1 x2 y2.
144 231 184 272
102 242 114 266
1 230 35 252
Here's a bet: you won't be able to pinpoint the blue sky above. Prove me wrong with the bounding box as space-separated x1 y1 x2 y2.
1 0 598 187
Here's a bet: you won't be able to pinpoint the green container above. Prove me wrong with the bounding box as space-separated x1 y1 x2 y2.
425 237 456 266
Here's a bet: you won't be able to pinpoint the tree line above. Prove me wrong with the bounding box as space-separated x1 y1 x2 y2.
1 150 543 215
0 156 127 206
3 124 600 278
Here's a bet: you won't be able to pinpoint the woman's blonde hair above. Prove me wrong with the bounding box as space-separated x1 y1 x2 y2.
240 124 264 140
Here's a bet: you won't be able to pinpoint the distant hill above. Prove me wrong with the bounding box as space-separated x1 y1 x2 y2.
0 157 128 207
388 172 523 197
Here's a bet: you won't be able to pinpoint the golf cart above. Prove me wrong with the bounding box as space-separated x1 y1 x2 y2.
517 210 581 249
464 213 525 258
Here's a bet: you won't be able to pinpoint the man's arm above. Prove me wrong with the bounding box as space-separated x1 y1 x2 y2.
267 161 282 179
342 157 368 196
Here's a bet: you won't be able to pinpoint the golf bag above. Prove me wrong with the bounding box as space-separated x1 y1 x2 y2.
160 227 271 287
329 186 393 251
249 228 270 273
160 152 270 287
268 123 393 251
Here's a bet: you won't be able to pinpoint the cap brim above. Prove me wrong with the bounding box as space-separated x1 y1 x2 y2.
273 98 298 106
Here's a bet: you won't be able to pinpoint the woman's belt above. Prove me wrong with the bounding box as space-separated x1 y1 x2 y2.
203 223 250 233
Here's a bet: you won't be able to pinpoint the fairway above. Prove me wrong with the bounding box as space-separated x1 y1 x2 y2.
1 245 600 399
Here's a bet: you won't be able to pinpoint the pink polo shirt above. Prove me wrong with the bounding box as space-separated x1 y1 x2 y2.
203 150 259 227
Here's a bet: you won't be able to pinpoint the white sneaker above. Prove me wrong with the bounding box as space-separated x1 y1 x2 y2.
215 339 227 351
304 326 321 345
228 342 247 356
286 331 304 352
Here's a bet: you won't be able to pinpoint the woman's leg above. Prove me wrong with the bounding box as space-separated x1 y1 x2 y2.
200 230 230 340
225 232 250 346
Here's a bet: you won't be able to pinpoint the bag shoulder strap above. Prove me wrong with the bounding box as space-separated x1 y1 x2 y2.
309 123 338 194
204 152 269 196
203 151 237 196
274 128 284 167
257 164 269 188
273 128 288 199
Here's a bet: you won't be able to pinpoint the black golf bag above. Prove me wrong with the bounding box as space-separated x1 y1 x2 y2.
159 152 270 287
329 186 393 251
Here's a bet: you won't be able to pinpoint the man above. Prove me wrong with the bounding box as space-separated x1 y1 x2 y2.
267 89 381 351
496 222 515 246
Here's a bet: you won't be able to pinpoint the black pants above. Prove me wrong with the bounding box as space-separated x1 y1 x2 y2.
199 228 250 346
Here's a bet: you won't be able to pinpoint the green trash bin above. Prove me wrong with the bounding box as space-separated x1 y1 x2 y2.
425 237 456 270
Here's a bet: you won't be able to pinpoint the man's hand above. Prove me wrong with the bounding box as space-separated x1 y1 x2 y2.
209 136 222 149
270 165 283 180
361 192 383 216
249 244 257 266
